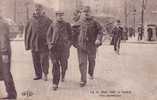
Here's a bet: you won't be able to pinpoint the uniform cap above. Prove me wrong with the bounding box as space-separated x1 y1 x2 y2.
55 11 64 15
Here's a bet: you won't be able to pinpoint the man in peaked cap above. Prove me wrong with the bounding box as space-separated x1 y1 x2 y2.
47 10 72 90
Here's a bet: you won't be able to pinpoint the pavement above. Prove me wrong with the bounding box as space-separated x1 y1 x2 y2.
0 40 157 100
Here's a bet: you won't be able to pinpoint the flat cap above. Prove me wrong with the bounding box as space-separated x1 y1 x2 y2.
82 6 91 12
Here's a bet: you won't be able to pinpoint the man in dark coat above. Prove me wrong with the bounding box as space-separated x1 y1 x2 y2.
138 26 144 40
25 4 52 81
129 27 135 38
72 6 103 87
123 26 128 40
47 11 72 90
0 10 17 99
112 20 123 55
147 26 153 41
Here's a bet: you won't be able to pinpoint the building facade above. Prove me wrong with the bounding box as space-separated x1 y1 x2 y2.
1 0 157 26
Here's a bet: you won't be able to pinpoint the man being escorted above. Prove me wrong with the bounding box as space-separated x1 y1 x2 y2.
47 11 72 90
0 10 17 99
73 6 103 87
25 4 52 81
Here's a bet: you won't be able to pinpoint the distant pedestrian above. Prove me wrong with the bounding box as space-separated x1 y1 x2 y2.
138 26 143 40
112 20 123 55
155 27 157 38
129 27 135 38
123 26 128 40
18 22 24 37
147 26 153 41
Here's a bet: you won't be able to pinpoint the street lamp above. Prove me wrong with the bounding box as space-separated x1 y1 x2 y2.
140 0 144 40
124 0 128 27
140 0 147 40
133 9 136 35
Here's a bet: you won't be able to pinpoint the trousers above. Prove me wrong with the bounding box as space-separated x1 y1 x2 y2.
31 51 49 77
0 52 17 97
77 47 96 83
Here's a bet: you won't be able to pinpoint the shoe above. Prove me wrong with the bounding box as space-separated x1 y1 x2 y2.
0 96 17 99
89 75 94 80
61 72 66 82
80 81 86 87
116 50 120 55
43 75 48 81
61 78 65 82
115 50 120 55
61 75 65 82
33 77 42 80
52 84 58 91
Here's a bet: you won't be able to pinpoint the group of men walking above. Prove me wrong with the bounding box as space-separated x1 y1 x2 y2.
0 3 123 99
24 4 103 91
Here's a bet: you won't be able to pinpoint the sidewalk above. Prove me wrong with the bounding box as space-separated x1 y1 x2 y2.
11 35 157 45
126 37 157 44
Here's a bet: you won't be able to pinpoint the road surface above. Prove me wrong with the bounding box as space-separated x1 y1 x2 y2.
0 41 157 100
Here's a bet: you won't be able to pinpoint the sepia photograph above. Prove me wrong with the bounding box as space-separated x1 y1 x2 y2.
0 0 157 100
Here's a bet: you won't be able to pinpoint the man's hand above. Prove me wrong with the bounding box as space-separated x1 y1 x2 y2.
2 55 9 63
48 43 56 50
95 39 101 47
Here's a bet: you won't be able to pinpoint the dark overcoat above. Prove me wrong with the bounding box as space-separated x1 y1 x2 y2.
47 20 72 60
112 26 123 42
73 18 103 53
25 13 52 52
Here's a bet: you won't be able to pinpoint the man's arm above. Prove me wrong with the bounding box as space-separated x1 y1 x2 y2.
24 20 32 50
95 21 103 46
71 23 80 48
46 23 54 50
66 23 72 42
